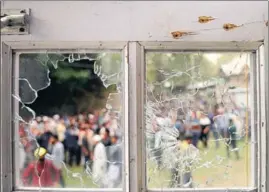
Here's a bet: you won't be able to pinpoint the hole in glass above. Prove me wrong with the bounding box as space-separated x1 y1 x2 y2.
14 52 124 189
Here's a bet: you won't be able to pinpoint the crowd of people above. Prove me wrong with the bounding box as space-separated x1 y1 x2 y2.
19 109 122 188
149 103 246 187
18 102 247 188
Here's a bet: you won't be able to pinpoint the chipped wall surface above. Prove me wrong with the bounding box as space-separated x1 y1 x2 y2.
1 1 268 42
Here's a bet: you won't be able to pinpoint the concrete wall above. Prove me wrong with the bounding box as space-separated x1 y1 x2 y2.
1 1 268 42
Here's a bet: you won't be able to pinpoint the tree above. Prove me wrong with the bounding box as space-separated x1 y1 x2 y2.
146 52 219 91
18 53 121 117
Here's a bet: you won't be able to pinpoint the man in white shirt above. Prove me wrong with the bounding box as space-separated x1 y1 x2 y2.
92 135 107 187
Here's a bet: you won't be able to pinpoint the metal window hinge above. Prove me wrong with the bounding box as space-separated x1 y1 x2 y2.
1 9 30 35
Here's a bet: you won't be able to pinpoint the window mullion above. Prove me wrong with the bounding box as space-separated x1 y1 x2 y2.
128 42 146 192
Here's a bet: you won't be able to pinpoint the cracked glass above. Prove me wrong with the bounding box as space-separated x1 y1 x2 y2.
14 52 124 189
145 52 253 188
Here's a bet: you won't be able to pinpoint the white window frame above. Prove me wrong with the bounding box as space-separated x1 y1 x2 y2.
132 41 266 192
0 42 129 192
0 40 268 192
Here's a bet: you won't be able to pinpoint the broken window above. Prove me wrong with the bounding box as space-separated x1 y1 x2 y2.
13 52 124 189
1 42 264 192
145 52 254 189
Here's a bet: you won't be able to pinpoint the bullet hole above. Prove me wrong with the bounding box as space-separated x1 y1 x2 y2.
198 16 215 24
172 33 179 39
223 23 240 31
223 25 230 31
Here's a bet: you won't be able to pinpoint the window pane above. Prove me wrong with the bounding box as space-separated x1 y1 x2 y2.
145 52 253 188
14 52 124 189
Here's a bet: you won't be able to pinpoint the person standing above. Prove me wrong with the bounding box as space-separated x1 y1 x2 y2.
169 131 200 188
92 135 107 187
56 118 66 144
190 111 201 147
213 108 230 156
49 134 65 187
208 111 219 149
227 118 240 160
199 113 211 148
175 119 185 141
82 128 94 170
65 121 80 167
100 127 112 147
22 147 59 187
104 132 122 188
36 121 53 151
179 132 200 188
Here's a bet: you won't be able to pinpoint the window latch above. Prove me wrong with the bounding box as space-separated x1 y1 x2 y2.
1 9 30 35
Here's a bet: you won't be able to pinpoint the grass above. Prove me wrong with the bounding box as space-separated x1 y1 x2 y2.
147 138 251 188
60 138 251 188
61 166 96 188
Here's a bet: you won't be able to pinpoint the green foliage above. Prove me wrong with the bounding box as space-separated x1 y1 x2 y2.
52 67 90 82
146 53 220 88
19 52 122 115
95 53 122 75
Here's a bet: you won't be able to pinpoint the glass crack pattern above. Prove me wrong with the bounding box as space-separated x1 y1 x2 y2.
145 52 253 188
15 52 123 189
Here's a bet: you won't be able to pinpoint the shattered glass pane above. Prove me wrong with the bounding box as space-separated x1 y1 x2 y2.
14 52 124 189
145 52 253 188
